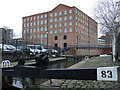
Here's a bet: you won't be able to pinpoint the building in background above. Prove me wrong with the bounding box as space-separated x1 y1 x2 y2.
0 28 13 44
22 4 98 56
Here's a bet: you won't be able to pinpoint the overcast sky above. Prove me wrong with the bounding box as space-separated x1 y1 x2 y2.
0 0 100 37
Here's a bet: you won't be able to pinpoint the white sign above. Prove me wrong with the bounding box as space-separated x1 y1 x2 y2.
97 67 118 81
2 60 10 68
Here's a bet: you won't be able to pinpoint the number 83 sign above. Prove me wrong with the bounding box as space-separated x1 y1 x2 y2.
97 67 118 81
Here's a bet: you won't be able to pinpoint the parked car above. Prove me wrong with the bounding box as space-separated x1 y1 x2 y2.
0 44 15 53
27 45 47 55
17 46 32 55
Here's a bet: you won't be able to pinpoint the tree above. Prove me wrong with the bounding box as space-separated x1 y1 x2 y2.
94 0 120 62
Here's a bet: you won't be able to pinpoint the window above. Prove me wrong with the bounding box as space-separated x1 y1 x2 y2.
41 27 43 31
45 26 47 31
41 20 43 25
55 36 58 40
64 35 67 40
59 17 62 21
30 35 32 39
69 16 72 20
37 34 39 39
64 43 67 49
59 23 62 27
41 34 43 38
55 43 58 48
44 19 47 24
69 28 72 32
30 17 32 21
24 23 26 27
24 30 26 34
27 23 29 27
34 35 36 39
64 16 67 21
27 18 29 21
33 28 36 32
34 22 36 26
50 25 53 28
55 12 57 16
34 16 36 20
27 29 29 33
55 29 57 34
50 19 53 23
37 21 39 25
30 29 32 33
30 22 32 26
37 28 39 32
41 15 43 18
59 29 62 33
69 10 72 14
64 29 67 33
37 16 39 19
64 23 67 27
64 10 67 15
55 24 57 28
50 30 53 34
45 34 47 38
55 18 57 22
45 14 47 18
69 22 72 26
59 12 62 16
24 18 26 22
50 13 52 17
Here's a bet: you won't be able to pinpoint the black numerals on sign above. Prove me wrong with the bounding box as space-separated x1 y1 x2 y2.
101 70 113 78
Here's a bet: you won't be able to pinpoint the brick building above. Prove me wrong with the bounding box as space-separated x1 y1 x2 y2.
22 4 98 56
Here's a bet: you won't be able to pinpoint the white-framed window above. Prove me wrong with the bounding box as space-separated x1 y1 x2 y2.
69 28 72 32
41 15 43 18
45 26 47 31
34 22 36 26
64 16 67 21
69 16 72 20
50 13 52 17
24 18 26 22
45 14 47 18
33 28 36 32
24 30 26 34
55 12 57 16
34 35 36 39
41 34 43 38
24 23 26 27
64 22 67 27
41 20 43 25
69 10 72 14
50 25 53 28
59 29 62 33
69 22 72 26
59 17 62 21
64 29 67 33
30 17 32 21
50 19 53 23
27 23 29 27
30 22 32 26
59 23 62 27
44 19 47 24
37 21 39 25
34 16 36 20
59 12 62 16
55 24 57 28
37 28 39 32
30 35 32 39
30 29 32 33
27 29 29 33
37 16 39 19
64 10 67 15
41 27 43 31
55 18 57 22
27 18 29 21
37 34 39 39
55 29 57 34
50 30 53 34
45 34 47 38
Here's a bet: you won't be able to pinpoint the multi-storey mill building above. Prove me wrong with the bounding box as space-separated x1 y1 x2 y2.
22 4 98 56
